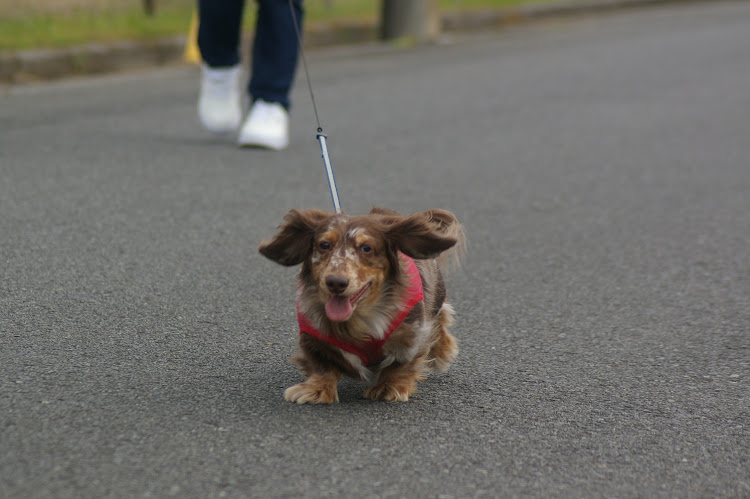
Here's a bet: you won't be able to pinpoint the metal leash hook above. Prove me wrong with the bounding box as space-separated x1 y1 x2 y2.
316 129 341 214
288 0 342 214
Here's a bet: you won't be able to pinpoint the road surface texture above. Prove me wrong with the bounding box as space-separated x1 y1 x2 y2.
1 1 748 497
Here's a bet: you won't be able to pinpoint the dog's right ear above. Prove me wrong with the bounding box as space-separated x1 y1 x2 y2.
258 209 332 266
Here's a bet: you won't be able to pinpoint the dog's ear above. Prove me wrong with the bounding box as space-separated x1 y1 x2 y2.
259 209 332 266
383 209 462 260
369 206 400 217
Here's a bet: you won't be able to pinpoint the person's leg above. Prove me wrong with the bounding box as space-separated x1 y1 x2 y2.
196 0 245 133
249 0 303 109
197 0 245 67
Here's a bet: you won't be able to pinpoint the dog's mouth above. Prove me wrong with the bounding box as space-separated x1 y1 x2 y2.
324 282 371 322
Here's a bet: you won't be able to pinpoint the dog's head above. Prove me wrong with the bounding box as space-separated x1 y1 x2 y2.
259 207 462 322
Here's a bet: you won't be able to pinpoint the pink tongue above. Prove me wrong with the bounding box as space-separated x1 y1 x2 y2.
325 295 353 322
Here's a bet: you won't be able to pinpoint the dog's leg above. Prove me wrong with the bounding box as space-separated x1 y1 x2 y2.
284 369 342 404
365 356 426 402
427 302 458 372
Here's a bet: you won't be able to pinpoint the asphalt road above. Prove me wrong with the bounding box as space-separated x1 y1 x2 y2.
2 1 749 497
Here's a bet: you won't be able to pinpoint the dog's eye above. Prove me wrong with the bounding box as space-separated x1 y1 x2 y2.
360 244 372 253
318 241 331 251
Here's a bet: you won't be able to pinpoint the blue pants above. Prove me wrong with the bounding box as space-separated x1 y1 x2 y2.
198 0 303 109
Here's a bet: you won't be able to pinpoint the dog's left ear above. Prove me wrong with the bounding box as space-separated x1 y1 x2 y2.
259 209 332 266
384 209 460 260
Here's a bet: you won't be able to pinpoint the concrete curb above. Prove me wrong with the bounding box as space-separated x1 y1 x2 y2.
2 38 186 84
441 0 721 30
0 0 730 84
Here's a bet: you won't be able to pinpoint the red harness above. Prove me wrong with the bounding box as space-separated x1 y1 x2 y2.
297 254 424 367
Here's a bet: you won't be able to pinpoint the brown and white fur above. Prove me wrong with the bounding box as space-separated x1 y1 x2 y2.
258 207 465 403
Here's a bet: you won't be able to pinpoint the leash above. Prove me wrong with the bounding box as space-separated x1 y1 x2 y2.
288 0 342 214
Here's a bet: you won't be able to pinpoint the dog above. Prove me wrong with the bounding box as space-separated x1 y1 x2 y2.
258 207 465 403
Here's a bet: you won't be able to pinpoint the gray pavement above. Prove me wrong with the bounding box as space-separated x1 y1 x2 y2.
1 1 749 497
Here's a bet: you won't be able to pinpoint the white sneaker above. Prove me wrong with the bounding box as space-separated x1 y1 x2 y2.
198 63 242 133
237 99 290 150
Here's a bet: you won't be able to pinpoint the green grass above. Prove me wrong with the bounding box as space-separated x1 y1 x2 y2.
0 0 561 52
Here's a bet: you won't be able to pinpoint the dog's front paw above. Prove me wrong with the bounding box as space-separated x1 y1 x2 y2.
284 381 339 404
364 383 413 402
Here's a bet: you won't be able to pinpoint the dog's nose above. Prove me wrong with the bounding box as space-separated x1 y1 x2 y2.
325 275 349 295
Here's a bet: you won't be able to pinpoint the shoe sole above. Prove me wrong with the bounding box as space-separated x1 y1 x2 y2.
237 136 289 151
198 114 241 134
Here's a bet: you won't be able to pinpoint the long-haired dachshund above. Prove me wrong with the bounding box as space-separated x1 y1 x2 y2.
259 207 465 403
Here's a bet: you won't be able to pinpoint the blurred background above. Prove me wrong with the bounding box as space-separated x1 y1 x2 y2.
0 0 557 52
